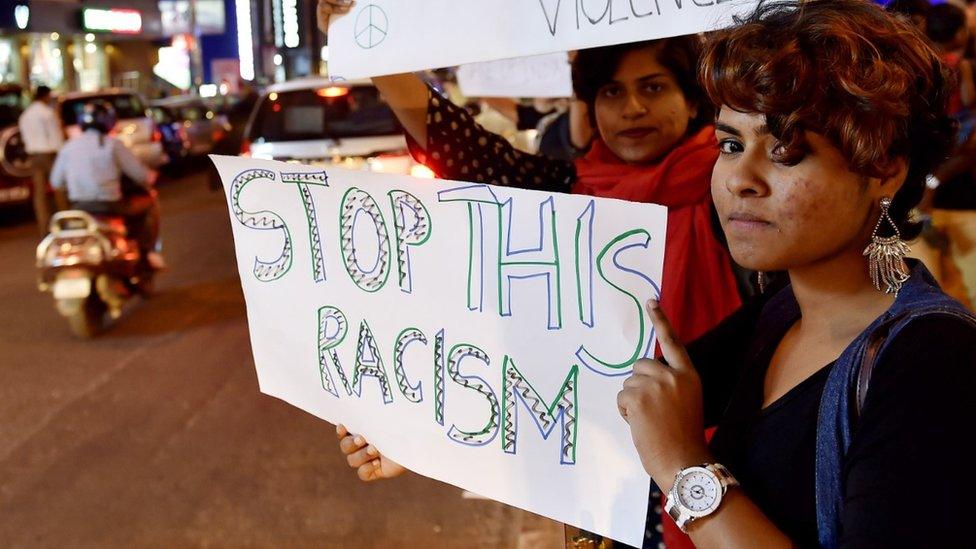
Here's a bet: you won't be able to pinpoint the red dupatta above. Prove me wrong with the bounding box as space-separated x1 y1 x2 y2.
573 125 741 345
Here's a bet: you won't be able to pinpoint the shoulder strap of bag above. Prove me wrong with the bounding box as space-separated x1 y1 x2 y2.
854 315 900 418
855 310 976 417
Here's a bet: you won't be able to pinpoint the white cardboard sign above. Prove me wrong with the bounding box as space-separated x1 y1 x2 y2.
328 0 759 79
457 52 573 98
212 155 669 546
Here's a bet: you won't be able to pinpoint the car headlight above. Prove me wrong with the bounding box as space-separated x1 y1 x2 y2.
410 164 436 179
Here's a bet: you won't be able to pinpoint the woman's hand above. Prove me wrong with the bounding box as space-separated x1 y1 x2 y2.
317 0 355 33
336 424 407 481
617 299 711 491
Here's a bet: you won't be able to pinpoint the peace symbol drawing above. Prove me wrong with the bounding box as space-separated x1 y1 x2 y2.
354 4 389 50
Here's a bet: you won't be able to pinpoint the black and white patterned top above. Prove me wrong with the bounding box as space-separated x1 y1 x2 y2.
408 89 577 192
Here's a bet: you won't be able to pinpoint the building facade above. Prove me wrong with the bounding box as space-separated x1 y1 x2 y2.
238 0 326 85
1 0 239 97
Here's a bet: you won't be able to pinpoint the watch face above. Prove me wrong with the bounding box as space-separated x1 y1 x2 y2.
676 468 720 514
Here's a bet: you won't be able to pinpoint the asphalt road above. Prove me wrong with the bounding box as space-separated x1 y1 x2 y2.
0 168 562 548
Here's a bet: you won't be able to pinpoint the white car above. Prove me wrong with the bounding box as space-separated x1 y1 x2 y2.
242 77 433 177
59 89 168 168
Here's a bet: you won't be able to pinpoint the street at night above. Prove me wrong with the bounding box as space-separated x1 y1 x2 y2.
4 0 976 546
0 168 562 548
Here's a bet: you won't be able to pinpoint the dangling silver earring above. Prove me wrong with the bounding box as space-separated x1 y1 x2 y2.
863 196 911 296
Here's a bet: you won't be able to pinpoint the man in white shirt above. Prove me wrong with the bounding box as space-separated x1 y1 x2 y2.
50 100 165 270
18 86 64 235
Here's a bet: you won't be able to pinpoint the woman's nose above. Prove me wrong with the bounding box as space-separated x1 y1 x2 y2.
621 93 648 119
722 160 769 197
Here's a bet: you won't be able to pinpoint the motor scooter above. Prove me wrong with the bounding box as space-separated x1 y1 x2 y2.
36 209 155 338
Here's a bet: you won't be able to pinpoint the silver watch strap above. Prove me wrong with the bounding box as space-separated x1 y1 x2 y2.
708 463 739 489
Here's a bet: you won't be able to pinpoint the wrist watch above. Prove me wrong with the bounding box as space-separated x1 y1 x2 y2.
664 463 739 532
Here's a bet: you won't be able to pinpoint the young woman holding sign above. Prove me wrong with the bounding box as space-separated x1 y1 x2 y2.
614 0 976 546
323 0 976 546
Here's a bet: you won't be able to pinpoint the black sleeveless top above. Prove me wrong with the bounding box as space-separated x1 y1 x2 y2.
689 299 976 547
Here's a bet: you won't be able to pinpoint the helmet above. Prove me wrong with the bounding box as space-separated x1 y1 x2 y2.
78 100 117 134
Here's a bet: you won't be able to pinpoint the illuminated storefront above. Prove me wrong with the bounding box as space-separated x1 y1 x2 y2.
72 34 109 92
2 0 237 95
154 35 193 91
0 4 29 85
245 0 324 83
0 1 164 93
0 37 23 85
28 33 65 89
158 0 229 90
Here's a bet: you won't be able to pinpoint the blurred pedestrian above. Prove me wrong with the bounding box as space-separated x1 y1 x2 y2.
947 0 976 57
18 85 64 235
913 2 976 309
886 0 931 31
928 3 976 141
479 95 593 161
531 100 592 162
50 101 165 270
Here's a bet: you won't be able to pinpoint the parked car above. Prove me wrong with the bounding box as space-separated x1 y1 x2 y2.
0 84 31 208
147 104 191 167
150 96 231 157
242 78 434 177
58 89 168 168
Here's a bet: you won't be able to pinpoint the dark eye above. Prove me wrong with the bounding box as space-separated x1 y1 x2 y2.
718 138 743 155
600 85 622 99
643 83 665 93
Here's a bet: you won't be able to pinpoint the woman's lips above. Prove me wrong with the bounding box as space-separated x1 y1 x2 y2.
727 213 773 231
617 127 656 139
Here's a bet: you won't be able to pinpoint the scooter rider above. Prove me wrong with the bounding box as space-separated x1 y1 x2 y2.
49 100 165 270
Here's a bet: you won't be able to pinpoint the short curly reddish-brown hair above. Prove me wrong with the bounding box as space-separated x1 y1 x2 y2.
701 0 955 239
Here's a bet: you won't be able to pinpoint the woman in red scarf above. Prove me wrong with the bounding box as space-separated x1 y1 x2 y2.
569 39 741 341
319 4 738 546
398 37 742 346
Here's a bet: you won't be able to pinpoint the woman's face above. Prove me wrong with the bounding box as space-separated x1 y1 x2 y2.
594 46 696 164
711 109 902 272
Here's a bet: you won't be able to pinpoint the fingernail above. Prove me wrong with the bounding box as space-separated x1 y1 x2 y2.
647 298 659 309
373 459 382 468
336 425 343 434
354 436 364 446
366 446 378 457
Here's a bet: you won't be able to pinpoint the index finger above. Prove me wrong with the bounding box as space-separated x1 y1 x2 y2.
646 299 692 371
